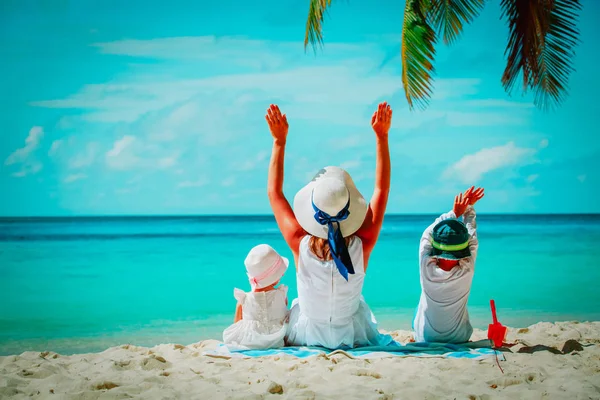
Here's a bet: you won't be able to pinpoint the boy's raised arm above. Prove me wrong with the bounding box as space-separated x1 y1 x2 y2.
463 187 484 259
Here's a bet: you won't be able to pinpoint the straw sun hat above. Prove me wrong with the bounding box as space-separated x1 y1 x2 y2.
293 166 368 239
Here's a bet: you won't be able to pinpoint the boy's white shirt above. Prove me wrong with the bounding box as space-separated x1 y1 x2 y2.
413 206 478 343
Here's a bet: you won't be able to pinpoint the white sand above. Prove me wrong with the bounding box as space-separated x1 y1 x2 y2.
1 321 599 399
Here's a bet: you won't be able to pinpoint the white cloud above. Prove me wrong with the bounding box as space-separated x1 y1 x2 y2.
463 99 535 108
105 135 181 171
235 150 269 171
92 36 285 66
539 139 549 148
30 66 405 126
328 135 365 149
25 36 534 185
228 188 264 200
443 142 537 184
90 36 376 72
69 142 99 169
222 176 236 187
107 136 135 158
4 126 44 177
48 140 63 156
340 160 361 170
178 177 209 188
31 36 485 128
147 102 200 142
493 186 542 204
105 136 139 169
158 155 179 168
526 174 539 183
12 163 42 178
444 111 525 127
64 173 87 183
577 174 586 183
5 126 43 165
425 79 482 101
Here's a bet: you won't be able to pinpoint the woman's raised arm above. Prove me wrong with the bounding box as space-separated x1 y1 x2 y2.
266 105 305 258
356 102 392 267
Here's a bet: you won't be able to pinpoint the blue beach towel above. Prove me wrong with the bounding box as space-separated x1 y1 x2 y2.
205 339 504 361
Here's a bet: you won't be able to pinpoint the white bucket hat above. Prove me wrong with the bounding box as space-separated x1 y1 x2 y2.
293 166 368 239
244 244 289 290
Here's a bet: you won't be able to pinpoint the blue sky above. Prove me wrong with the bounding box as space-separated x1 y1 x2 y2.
1 0 599 216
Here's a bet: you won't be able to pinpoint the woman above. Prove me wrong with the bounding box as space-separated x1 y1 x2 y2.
265 102 393 349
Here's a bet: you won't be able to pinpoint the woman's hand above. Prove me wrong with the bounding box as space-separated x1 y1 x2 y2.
266 104 288 144
371 102 392 139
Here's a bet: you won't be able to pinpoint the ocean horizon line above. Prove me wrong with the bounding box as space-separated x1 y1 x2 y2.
1 212 600 219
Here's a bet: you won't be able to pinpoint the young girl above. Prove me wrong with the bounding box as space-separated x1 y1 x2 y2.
264 102 395 349
222 244 289 349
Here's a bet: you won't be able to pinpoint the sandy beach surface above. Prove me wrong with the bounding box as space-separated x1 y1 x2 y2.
1 321 599 400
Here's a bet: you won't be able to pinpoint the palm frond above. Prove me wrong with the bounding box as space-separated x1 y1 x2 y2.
500 0 541 95
428 0 486 45
535 0 581 110
501 0 581 110
304 0 334 51
401 0 437 110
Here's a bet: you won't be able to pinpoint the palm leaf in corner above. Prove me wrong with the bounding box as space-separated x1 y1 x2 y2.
305 0 334 51
501 0 581 110
401 0 437 110
428 0 486 44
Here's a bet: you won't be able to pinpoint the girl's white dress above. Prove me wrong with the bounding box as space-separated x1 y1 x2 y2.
285 236 394 349
222 285 288 349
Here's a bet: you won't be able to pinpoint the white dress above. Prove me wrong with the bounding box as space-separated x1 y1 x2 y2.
222 285 288 349
286 236 394 349
413 206 478 343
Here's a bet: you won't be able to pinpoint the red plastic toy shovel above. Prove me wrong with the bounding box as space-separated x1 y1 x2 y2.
487 300 508 348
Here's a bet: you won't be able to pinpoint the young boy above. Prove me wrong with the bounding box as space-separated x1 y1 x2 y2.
413 186 485 343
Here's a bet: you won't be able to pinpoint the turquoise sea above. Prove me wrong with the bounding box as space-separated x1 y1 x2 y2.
1 215 599 355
